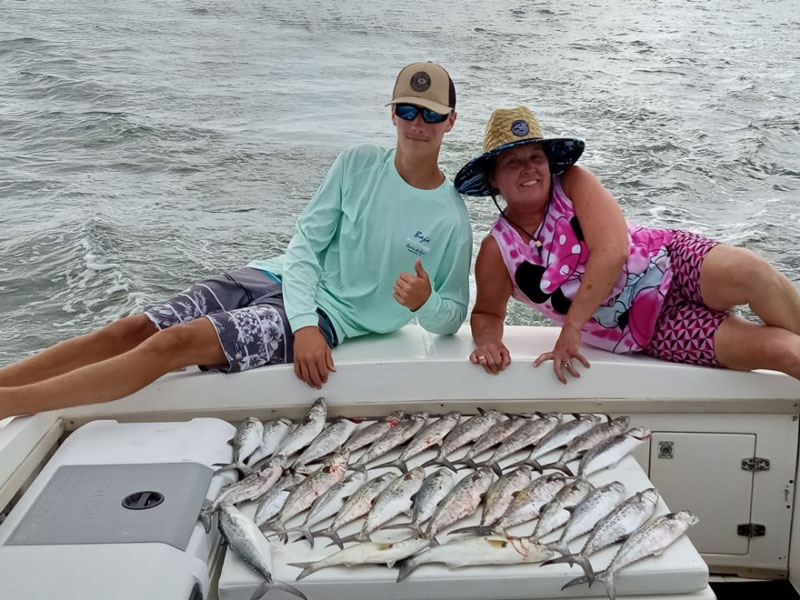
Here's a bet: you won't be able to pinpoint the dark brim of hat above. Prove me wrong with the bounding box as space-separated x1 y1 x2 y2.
455 137 585 197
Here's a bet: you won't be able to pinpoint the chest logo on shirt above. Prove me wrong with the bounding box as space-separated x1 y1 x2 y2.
405 230 431 256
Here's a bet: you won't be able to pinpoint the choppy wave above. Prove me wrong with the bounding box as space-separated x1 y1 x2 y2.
1 0 798 362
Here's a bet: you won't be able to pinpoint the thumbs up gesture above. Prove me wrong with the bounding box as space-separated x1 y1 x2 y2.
394 257 432 311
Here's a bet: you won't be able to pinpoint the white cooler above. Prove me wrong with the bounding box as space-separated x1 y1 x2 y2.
0 418 236 600
220 454 714 600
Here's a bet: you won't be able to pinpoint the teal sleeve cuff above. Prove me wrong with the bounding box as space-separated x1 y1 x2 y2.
414 290 443 320
288 313 321 334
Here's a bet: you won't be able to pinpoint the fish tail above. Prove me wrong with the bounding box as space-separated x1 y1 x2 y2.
420 456 438 469
540 554 573 568
440 457 459 473
602 571 615 598
370 459 406 473
297 527 314 548
396 558 420 583
561 574 590 591
381 522 414 531
527 459 545 473
548 462 574 476
428 535 440 547
489 461 503 477
575 556 596 584
448 525 492 536
267 580 309 600
326 532 358 547
455 458 479 470
547 542 571 558
287 562 316 582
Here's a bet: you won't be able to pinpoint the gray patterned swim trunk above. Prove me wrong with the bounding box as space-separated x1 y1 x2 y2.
144 267 337 373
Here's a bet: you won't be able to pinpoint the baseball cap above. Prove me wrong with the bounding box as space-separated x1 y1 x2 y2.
388 61 456 114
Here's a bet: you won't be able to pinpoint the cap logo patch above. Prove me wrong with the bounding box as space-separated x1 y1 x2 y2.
410 71 431 92
511 120 529 137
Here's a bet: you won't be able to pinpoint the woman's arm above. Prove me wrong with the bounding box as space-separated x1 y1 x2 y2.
470 235 514 374
535 165 629 383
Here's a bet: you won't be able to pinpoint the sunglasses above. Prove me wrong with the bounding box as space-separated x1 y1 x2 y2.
394 103 450 124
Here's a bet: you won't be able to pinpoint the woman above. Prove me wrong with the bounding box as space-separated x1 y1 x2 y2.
455 106 800 383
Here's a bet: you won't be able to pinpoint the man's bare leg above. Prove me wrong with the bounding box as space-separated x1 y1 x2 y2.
0 317 225 419
0 315 158 388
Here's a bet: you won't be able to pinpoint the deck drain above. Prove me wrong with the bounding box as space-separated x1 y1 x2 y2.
122 491 165 510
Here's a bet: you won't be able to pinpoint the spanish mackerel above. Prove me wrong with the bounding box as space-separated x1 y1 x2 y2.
449 466 533 536
253 472 305 527
290 537 431 581
515 413 606 471
563 510 699 600
497 472 568 531
425 467 494 544
315 472 396 549
215 416 264 474
352 412 428 474
268 452 349 534
577 427 651 477
544 416 630 475
532 478 595 540
275 397 327 460
548 481 627 558
423 408 505 471
455 414 530 470
341 410 405 454
217 502 307 600
396 535 554 582
373 411 461 473
383 466 458 539
291 416 360 469
356 467 426 542
247 418 293 468
480 413 563 476
543 488 659 584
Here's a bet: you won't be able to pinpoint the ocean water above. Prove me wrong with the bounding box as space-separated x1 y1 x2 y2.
1 0 798 364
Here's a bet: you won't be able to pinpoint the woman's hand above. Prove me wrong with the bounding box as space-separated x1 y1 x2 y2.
534 325 590 384
469 341 511 374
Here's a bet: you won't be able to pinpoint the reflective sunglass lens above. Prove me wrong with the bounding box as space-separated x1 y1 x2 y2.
395 104 419 121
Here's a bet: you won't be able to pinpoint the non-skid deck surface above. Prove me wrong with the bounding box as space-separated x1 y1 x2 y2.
218 432 710 600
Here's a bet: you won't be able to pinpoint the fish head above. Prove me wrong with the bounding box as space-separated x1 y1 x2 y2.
639 487 660 506
674 510 700 527
278 417 294 427
606 481 626 495
627 426 652 441
307 397 327 419
412 412 429 422
407 466 427 482
443 411 462 422
326 451 350 471
386 410 406 424
613 416 632 429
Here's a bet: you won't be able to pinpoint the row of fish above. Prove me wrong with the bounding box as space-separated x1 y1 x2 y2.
205 399 697 600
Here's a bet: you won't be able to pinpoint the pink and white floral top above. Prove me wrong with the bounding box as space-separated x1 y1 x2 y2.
490 175 674 353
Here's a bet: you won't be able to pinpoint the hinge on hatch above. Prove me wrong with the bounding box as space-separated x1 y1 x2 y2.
737 523 766 537
741 457 770 472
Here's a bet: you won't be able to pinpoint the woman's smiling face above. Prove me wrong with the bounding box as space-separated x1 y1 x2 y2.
489 143 551 207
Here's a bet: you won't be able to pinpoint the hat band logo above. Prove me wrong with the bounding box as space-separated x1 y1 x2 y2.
410 71 431 92
511 120 530 137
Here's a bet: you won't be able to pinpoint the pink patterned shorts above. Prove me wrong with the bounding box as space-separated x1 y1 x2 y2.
643 230 729 367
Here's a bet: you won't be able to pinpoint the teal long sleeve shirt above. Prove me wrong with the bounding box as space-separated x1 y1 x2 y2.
248 145 472 343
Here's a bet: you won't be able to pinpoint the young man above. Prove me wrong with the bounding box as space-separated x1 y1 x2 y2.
0 61 472 419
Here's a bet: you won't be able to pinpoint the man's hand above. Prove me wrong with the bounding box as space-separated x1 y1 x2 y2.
394 257 432 311
293 326 336 389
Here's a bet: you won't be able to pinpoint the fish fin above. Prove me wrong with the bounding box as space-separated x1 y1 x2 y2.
327 532 358 547
549 462 574 476
490 462 503 477
540 554 573 568
440 457 458 473
299 527 314 548
561 574 590 591
528 459 545 473
370 459 404 472
448 525 492 536
547 542 571 558
396 558 419 583
382 522 414 530
575 556 596 584
429 535 440 547
456 458 479 470
602 570 615 598
503 458 525 470
272 580 309 600
199 505 214 534
324 529 345 550
420 456 438 469
287 562 315 582
477 407 487 415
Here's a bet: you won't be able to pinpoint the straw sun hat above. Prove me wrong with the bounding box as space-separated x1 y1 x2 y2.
455 106 584 197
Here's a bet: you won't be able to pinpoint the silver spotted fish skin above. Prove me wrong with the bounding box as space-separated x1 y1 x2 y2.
352 412 428 472
498 472 568 530
247 418 293 468
577 427 651 477
533 478 595 539
425 467 495 542
291 417 359 468
374 411 461 472
360 467 426 540
458 415 530 468
341 410 405 454
546 416 631 475
482 414 563 475
276 397 327 460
